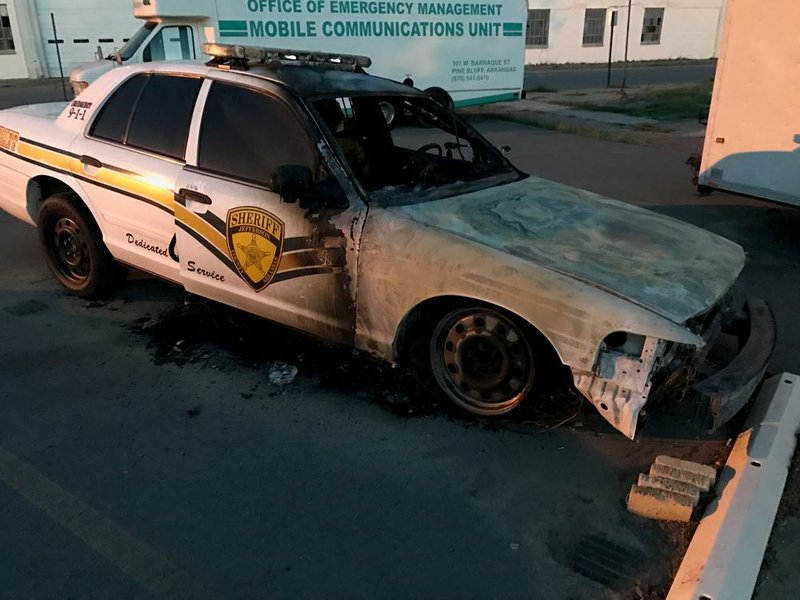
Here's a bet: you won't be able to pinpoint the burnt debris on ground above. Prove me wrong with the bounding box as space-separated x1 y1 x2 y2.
129 294 587 428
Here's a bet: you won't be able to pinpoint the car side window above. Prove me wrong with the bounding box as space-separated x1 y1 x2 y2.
197 82 315 187
142 26 195 62
90 73 202 160
89 73 149 144
127 75 202 159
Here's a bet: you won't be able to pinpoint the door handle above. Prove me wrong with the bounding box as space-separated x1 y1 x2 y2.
175 188 212 206
79 155 102 168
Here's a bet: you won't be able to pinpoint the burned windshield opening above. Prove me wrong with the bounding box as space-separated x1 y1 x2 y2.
311 95 522 204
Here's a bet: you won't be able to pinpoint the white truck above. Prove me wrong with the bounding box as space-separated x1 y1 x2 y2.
70 0 527 110
697 0 800 207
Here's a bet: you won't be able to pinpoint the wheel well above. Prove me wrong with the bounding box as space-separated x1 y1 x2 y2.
26 176 78 223
394 296 563 372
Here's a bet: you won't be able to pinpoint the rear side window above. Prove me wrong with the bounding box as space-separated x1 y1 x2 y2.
90 73 202 160
90 74 148 143
197 82 315 185
127 75 201 159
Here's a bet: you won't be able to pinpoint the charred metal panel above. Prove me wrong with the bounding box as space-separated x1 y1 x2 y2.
355 208 702 374
573 337 667 439
694 298 776 430
390 176 745 323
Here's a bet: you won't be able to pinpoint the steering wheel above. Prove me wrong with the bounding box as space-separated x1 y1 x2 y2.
414 142 443 156
400 143 444 188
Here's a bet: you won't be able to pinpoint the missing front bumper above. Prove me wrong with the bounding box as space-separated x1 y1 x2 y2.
692 298 777 431
573 298 776 439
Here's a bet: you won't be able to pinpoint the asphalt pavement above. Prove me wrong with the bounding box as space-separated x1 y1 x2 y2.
1 77 798 600
0 77 70 109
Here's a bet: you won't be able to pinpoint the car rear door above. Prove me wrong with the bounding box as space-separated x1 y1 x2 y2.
173 76 366 344
70 72 203 282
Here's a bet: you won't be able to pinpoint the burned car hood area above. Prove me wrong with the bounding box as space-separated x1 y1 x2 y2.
389 175 745 324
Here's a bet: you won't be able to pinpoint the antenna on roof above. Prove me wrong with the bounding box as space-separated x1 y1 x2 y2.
203 44 372 71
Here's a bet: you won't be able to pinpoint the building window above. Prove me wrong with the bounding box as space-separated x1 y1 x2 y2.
641 8 665 44
526 9 550 48
0 5 15 53
582 8 607 46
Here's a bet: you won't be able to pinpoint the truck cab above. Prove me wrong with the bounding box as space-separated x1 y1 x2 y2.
70 0 214 96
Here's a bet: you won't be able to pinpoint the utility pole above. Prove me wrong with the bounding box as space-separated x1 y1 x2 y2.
607 11 618 87
50 13 68 100
620 0 633 94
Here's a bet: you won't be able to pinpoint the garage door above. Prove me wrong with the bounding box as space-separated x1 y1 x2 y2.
36 0 138 76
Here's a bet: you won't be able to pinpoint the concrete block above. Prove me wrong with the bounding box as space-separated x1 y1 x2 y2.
650 463 714 492
654 455 717 484
627 485 695 522
637 474 701 505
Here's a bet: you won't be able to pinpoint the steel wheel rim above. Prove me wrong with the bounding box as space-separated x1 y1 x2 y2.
433 309 535 414
50 217 90 284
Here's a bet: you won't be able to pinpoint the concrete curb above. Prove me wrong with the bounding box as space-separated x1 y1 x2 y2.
667 372 800 600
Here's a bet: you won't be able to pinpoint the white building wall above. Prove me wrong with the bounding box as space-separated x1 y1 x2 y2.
525 0 725 65
0 0 136 79
0 0 38 79
34 0 138 77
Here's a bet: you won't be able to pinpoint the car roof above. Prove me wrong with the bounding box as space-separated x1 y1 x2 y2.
124 60 425 100
247 64 426 99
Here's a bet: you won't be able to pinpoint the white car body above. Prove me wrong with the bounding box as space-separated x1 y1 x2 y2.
0 52 772 438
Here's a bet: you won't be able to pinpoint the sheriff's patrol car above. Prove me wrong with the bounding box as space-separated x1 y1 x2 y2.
0 45 775 439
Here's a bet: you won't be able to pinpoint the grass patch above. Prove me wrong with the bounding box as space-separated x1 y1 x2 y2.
570 81 713 120
479 111 640 145
524 58 716 71
632 122 674 133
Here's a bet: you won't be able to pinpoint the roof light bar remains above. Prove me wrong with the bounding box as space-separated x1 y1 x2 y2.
202 43 372 69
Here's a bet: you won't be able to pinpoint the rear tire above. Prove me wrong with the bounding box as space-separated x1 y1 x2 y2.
697 184 714 196
38 193 121 298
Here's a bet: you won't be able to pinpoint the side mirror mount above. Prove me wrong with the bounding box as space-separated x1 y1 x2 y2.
272 165 313 204
272 164 348 212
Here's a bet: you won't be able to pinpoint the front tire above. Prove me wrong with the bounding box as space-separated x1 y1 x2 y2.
38 193 120 298
430 307 536 416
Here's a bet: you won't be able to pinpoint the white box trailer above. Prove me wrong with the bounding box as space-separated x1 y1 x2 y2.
70 0 527 109
698 0 800 207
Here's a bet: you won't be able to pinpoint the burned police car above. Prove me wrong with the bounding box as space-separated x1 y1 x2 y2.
0 44 774 438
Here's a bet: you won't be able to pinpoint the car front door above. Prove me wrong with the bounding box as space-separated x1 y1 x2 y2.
173 77 366 344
